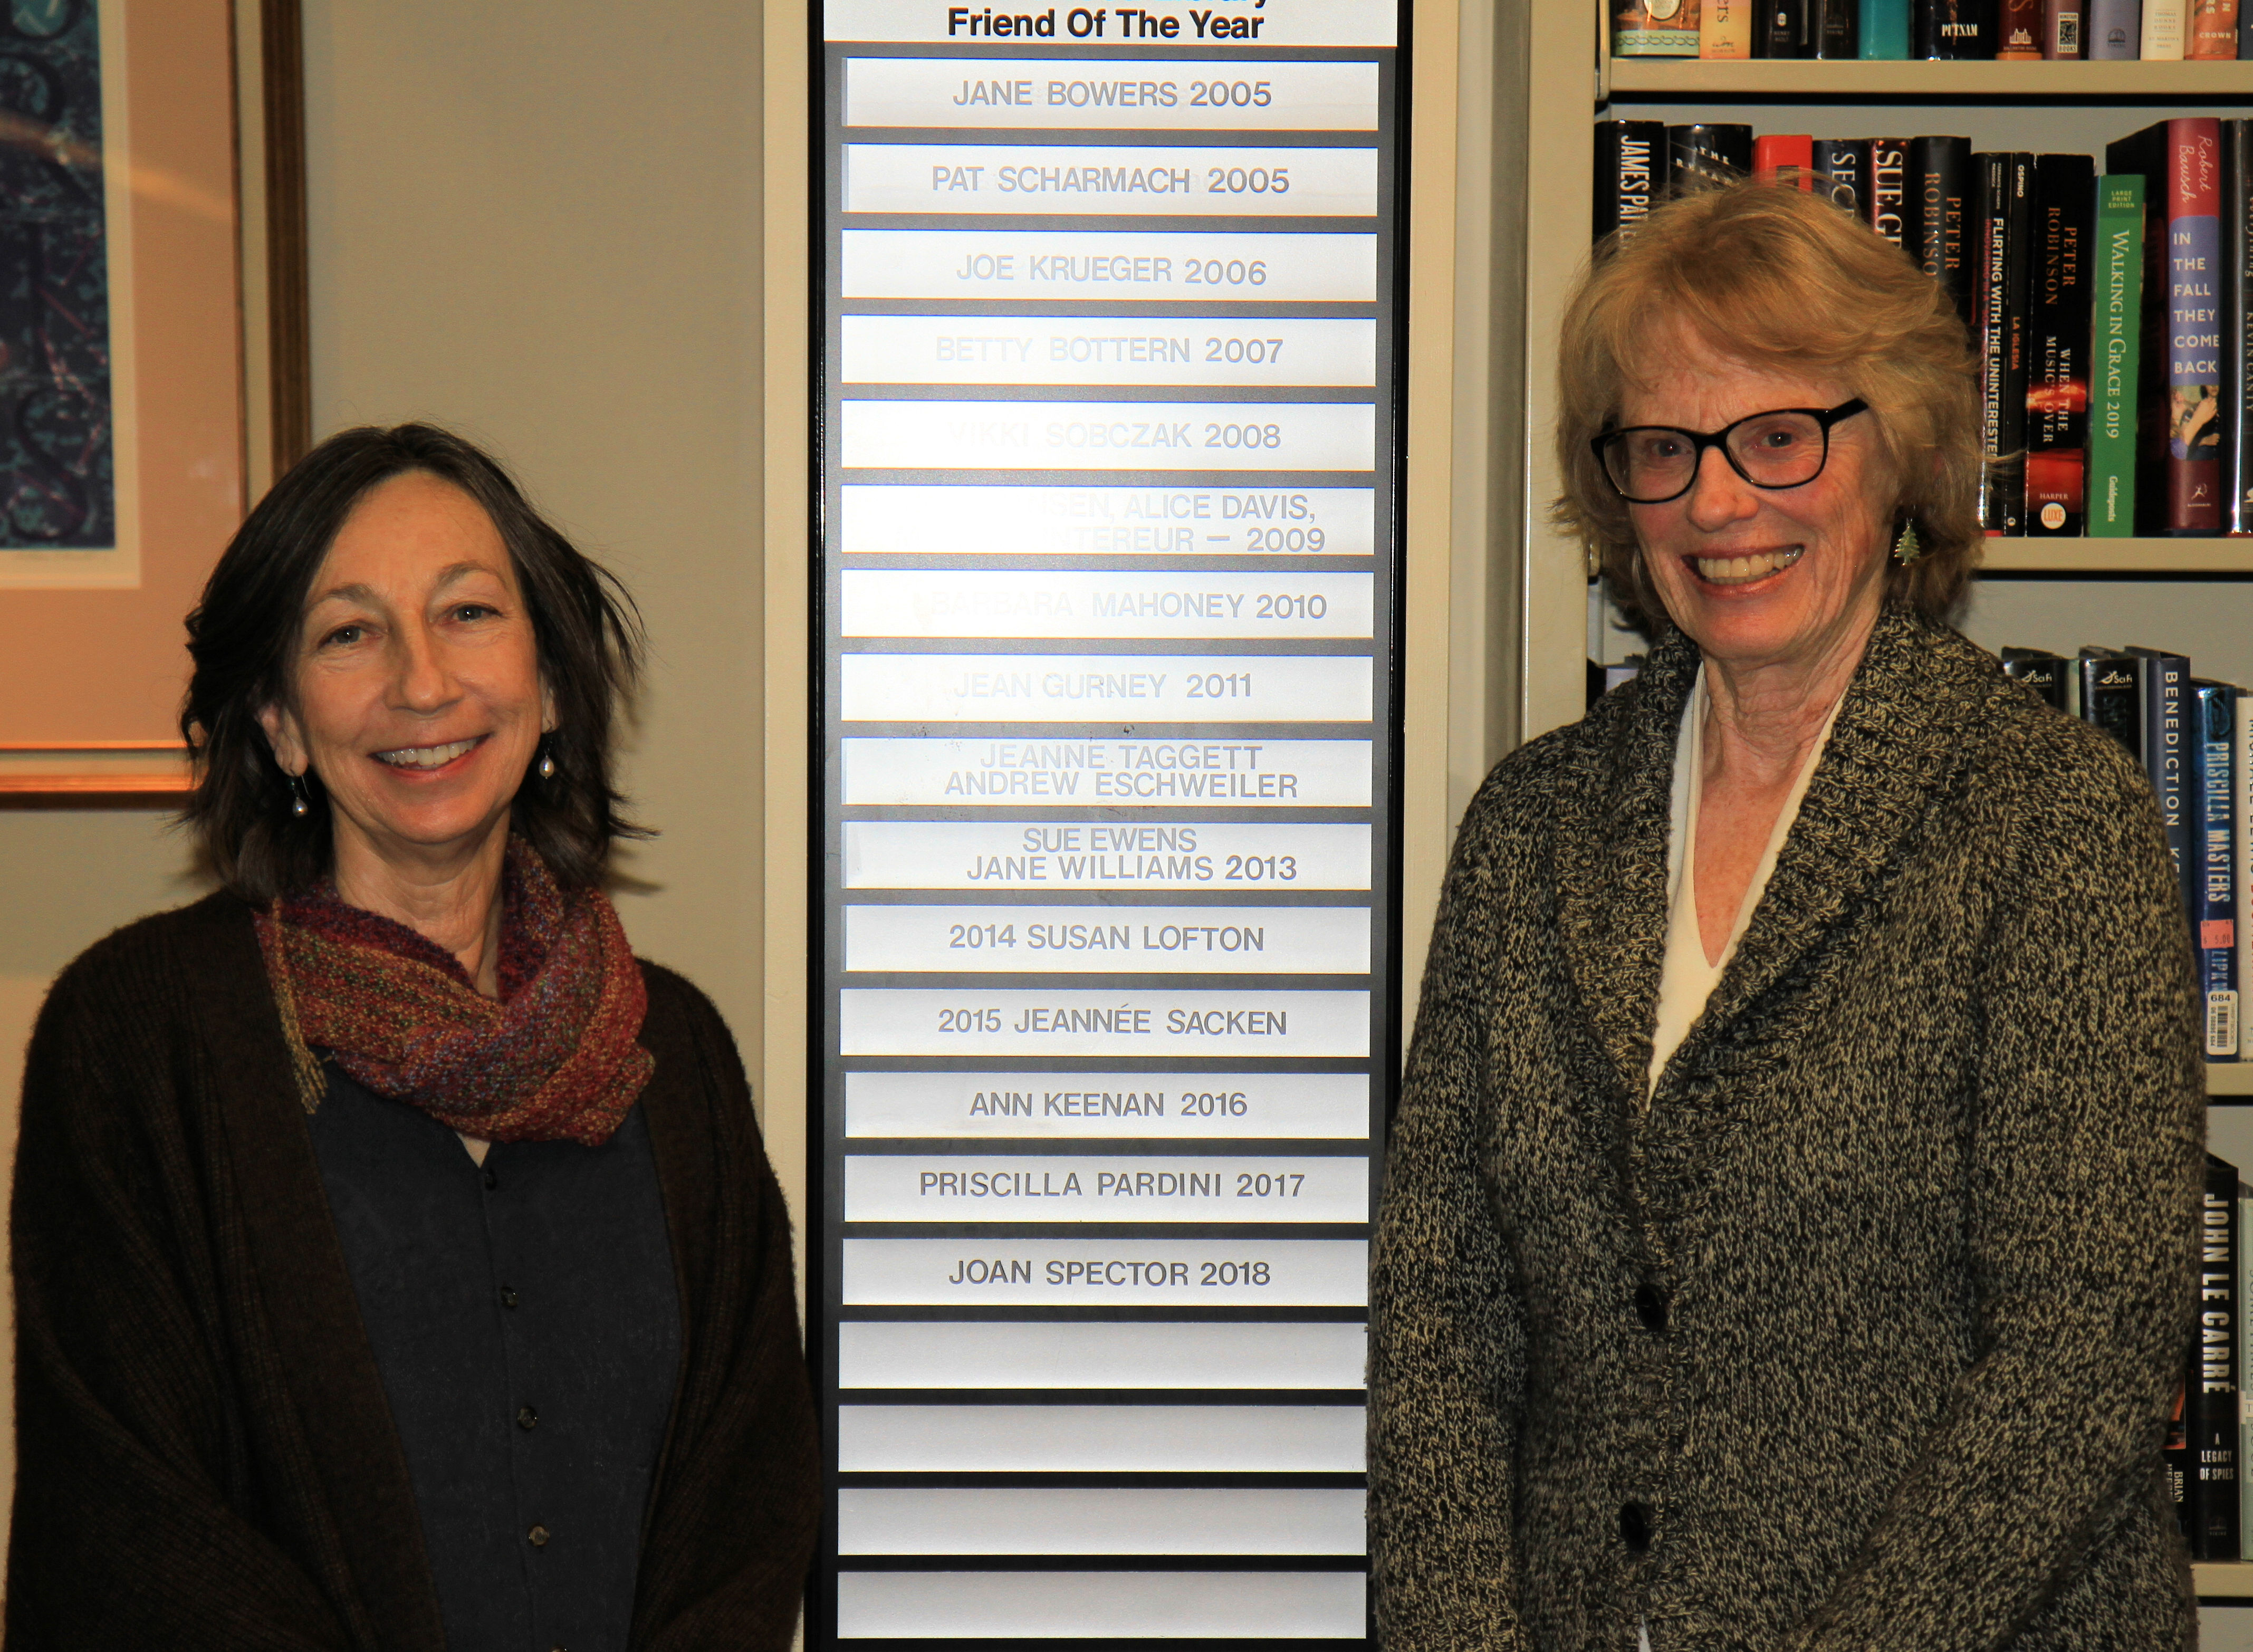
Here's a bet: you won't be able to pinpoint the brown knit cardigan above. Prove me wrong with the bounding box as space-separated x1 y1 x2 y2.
7 891 819 1651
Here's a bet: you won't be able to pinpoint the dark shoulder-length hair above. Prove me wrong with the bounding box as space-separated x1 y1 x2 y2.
181 423 647 901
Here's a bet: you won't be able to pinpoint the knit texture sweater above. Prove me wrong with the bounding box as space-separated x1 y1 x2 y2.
1368 605 2206 1651
8 891 819 1651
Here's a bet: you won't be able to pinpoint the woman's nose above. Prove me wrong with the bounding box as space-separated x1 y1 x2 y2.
390 623 457 710
1682 443 1759 530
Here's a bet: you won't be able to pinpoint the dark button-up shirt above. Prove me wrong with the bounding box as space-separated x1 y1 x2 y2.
308 1066 681 1652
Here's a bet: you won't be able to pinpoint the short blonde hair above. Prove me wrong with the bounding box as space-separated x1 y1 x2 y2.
1552 180 1984 631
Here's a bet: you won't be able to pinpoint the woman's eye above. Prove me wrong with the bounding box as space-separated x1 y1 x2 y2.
319 624 363 648
452 603 497 622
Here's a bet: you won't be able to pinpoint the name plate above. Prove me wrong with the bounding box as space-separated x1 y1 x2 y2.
840 230 1378 303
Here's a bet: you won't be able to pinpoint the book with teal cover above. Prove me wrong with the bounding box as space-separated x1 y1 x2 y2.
2091 175 2144 537
1859 0 1912 50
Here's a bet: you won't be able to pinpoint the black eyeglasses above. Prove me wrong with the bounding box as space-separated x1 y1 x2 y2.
1591 398 1870 505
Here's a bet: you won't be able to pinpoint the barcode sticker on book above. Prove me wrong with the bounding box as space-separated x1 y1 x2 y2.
2209 991 2240 1059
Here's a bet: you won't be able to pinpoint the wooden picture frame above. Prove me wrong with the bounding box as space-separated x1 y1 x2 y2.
0 0 308 807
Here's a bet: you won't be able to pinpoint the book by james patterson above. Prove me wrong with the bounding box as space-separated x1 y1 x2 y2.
1594 121 1667 245
1974 153 2034 534
2127 643 2194 918
2091 175 2145 536
1616 0 1703 53
2193 680 2241 1059
2106 119 2225 535
2027 155 2095 536
2225 120 2251 534
2194 1154 2242 1557
1912 136 1975 326
2078 647 2143 760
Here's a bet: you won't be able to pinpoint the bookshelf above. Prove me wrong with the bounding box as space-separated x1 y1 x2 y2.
1519 6 2253 1613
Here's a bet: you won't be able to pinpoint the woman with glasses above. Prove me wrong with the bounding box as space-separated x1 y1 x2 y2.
1369 181 2200 1649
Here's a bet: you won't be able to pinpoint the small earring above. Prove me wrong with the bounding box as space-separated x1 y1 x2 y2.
538 745 558 782
1891 518 1922 565
287 772 309 817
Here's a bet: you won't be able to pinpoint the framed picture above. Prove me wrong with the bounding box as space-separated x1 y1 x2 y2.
0 0 307 805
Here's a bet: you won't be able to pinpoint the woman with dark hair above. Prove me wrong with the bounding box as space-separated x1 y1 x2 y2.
9 425 819 1651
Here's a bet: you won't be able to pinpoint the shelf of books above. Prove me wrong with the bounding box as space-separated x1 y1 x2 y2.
1607 60 2253 98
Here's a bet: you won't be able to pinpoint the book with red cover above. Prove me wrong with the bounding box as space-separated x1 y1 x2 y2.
2189 0 2240 54
2107 118 2225 535
1755 133 1816 187
2000 0 2047 49
2027 155 2096 535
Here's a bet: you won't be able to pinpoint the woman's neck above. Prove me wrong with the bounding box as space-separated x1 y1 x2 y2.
330 817 511 998
1699 613 1875 791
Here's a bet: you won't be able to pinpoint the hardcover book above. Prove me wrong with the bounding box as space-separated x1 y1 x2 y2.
2193 680 2240 1059
2106 119 2225 535
2043 0 2087 50
1861 0 1914 51
1759 0 1815 50
1594 121 1668 245
2088 0 2144 52
1615 0 1703 53
2194 1154 2242 1556
1816 0 1864 50
1669 124 1753 196
2236 687 2253 1043
2225 120 2251 534
2090 175 2145 536
2027 155 2095 537
1866 138 1911 247
2000 648 2069 709
2077 647 2143 761
2189 0 2240 53
2238 1174 2252 1547
1702 0 1756 53
2126 642 2194 917
1755 133 1816 188
2141 0 2189 51
1813 138 1871 216
1916 0 1996 53
2000 0 2047 49
1912 136 1976 327
1974 153 2034 535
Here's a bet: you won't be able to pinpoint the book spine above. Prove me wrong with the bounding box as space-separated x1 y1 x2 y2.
2243 0 2252 54
1593 122 1667 245
2169 1372 2194 1542
1670 124 1755 196
2197 1155 2243 1557
2000 0 2047 48
1755 133 1816 187
1615 0 1705 53
1814 138 1871 216
2189 0 2240 53
2143 0 2188 52
1975 154 2033 535
2092 176 2145 535
2238 691 2253 1053
1918 0 1996 51
1861 0 1915 51
2088 0 2145 49
2079 653 2143 758
1912 136 1976 326
2027 155 2095 536
2240 1177 2253 1548
2043 0 2087 50
2163 120 2225 534
1703 0 1757 53
1867 139 1911 247
1817 0 1864 49
2225 120 2251 535
2197 683 2241 1059
1760 0 1815 50
2138 648 2194 917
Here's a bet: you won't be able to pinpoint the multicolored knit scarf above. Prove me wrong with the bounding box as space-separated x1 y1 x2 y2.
254 837 653 1146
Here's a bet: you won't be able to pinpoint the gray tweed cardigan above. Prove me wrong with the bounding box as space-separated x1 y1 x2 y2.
1369 604 2206 1651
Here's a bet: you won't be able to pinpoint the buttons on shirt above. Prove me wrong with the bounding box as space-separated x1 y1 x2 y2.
500 1285 520 1310
528 1524 551 1548
1620 1502 1654 1555
1634 1283 1669 1332
482 1167 500 1192
517 1405 539 1431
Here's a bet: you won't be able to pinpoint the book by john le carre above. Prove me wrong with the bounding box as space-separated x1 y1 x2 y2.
1594 122 1667 245
2106 119 2224 535
2194 1154 2242 1557
2089 175 2145 536
2027 155 2095 536
1974 152 2034 535
1616 0 1703 53
2192 680 2241 1060
1911 136 1974 327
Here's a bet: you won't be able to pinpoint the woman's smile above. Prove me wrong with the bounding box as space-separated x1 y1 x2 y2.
1688 544 1805 587
370 734 488 773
